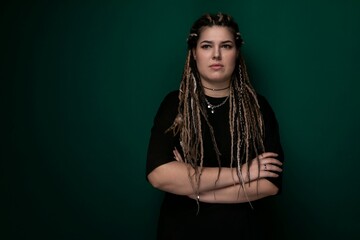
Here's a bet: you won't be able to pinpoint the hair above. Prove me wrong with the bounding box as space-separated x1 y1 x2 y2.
168 13 264 206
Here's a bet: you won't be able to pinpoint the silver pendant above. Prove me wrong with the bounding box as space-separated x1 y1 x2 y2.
207 104 215 113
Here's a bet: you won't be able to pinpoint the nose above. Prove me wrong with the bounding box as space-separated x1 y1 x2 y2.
212 47 221 60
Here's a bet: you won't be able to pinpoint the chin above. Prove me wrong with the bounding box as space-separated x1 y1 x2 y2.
208 76 230 83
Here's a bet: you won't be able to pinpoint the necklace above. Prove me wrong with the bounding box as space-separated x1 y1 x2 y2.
205 96 229 114
203 85 230 91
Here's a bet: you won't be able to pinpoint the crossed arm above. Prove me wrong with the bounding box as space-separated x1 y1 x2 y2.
147 151 283 204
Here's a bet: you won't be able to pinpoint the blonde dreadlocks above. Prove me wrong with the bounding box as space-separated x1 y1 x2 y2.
168 13 265 204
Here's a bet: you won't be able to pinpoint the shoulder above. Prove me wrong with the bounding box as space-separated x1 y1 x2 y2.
156 90 179 115
256 93 275 117
256 93 270 109
152 90 179 127
161 90 179 106
256 93 280 129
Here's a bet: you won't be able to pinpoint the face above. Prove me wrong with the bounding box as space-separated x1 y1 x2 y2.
193 26 238 87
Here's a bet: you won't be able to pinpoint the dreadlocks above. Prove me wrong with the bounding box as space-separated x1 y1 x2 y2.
168 13 265 203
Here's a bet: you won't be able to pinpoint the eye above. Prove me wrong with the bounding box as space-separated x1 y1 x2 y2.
221 44 233 49
200 44 212 49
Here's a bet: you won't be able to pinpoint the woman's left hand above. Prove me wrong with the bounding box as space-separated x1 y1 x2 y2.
240 152 283 183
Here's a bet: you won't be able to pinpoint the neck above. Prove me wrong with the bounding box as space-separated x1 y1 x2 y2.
202 81 230 97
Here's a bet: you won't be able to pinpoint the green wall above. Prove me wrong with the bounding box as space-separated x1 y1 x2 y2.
2 0 360 239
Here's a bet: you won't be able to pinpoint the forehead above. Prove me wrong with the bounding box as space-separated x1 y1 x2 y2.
198 26 235 42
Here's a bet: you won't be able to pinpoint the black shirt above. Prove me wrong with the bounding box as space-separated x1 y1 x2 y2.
146 90 284 240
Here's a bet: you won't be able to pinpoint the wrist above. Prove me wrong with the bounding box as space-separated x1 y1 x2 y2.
238 165 249 184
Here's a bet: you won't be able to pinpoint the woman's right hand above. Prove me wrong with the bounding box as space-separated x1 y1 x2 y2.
240 152 283 183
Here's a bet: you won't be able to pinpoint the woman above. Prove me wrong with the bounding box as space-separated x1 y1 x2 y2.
146 13 284 239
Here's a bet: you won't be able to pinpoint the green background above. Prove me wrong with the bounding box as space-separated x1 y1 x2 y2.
2 0 360 239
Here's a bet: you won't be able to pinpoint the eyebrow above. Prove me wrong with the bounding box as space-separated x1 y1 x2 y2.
199 40 234 44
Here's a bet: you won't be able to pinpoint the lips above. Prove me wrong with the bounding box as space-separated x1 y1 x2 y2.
210 64 224 70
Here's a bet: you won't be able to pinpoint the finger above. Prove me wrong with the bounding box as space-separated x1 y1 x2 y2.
261 158 283 166
175 152 181 161
173 150 178 161
261 171 279 178
173 149 184 162
262 164 282 172
173 150 181 161
259 152 278 159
